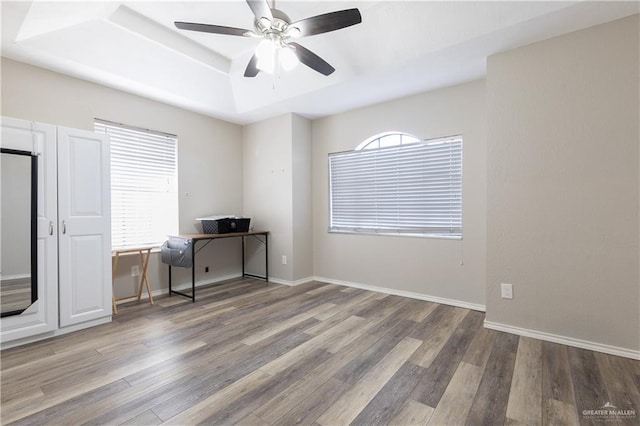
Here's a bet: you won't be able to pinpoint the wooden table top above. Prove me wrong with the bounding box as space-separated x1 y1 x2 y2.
112 245 159 255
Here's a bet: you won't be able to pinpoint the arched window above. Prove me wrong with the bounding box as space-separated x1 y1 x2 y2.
329 132 463 238
355 132 421 150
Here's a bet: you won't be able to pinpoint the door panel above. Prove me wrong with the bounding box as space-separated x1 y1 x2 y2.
68 137 104 216
69 235 106 315
58 126 111 327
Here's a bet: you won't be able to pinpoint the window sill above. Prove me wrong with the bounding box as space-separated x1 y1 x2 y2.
328 229 462 240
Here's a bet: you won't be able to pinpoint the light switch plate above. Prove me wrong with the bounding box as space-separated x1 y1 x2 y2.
501 283 513 299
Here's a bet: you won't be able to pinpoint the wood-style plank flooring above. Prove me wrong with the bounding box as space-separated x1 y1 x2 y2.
0 278 32 315
1 279 639 425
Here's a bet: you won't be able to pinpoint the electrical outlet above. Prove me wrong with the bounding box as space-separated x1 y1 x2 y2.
205 266 209 273
131 265 140 277
501 283 513 299
282 255 287 265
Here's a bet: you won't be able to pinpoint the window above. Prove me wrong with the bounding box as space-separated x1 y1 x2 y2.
95 119 178 248
329 133 462 238
355 132 420 150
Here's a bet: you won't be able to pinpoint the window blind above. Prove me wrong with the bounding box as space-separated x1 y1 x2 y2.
329 136 462 237
94 119 178 248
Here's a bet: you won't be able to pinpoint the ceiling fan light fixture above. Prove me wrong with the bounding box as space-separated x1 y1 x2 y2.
256 39 276 73
257 17 272 31
280 46 299 71
255 39 298 74
284 26 301 38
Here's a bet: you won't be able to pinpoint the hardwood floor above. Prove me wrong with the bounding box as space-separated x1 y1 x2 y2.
1 279 639 425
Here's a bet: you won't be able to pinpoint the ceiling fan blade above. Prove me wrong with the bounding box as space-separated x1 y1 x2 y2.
246 0 273 21
175 22 251 37
290 8 361 37
289 42 335 76
244 54 260 77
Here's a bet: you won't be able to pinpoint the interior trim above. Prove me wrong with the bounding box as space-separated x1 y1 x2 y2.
313 276 486 312
484 320 640 360
268 277 315 287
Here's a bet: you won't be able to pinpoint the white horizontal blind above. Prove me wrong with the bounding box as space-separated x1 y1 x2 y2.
329 136 462 237
95 119 178 248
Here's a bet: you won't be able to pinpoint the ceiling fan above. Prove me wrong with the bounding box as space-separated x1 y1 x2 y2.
174 0 362 77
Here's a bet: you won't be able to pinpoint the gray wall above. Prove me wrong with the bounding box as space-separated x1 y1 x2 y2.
311 80 487 308
242 113 313 284
0 58 244 299
291 114 313 282
485 15 639 352
242 114 294 282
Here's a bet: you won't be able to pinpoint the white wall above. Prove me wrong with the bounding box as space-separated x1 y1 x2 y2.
486 15 639 354
312 80 487 308
0 58 244 299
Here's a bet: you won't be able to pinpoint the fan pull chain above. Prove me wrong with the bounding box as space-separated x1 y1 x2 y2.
272 66 278 90
272 48 280 91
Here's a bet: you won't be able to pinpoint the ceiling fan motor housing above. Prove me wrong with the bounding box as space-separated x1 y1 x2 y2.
256 8 299 46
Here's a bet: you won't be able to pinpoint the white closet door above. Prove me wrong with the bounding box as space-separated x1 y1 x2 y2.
0 117 58 342
57 126 111 327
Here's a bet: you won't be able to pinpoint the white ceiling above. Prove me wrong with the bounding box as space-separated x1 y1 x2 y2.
2 1 638 125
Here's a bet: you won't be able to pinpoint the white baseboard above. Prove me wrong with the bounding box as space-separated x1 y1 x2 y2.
115 273 639 360
268 276 314 286
116 273 314 303
313 276 486 312
115 273 243 305
484 320 640 360
169 273 245 293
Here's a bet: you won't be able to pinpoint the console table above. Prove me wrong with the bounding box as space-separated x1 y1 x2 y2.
167 231 269 302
